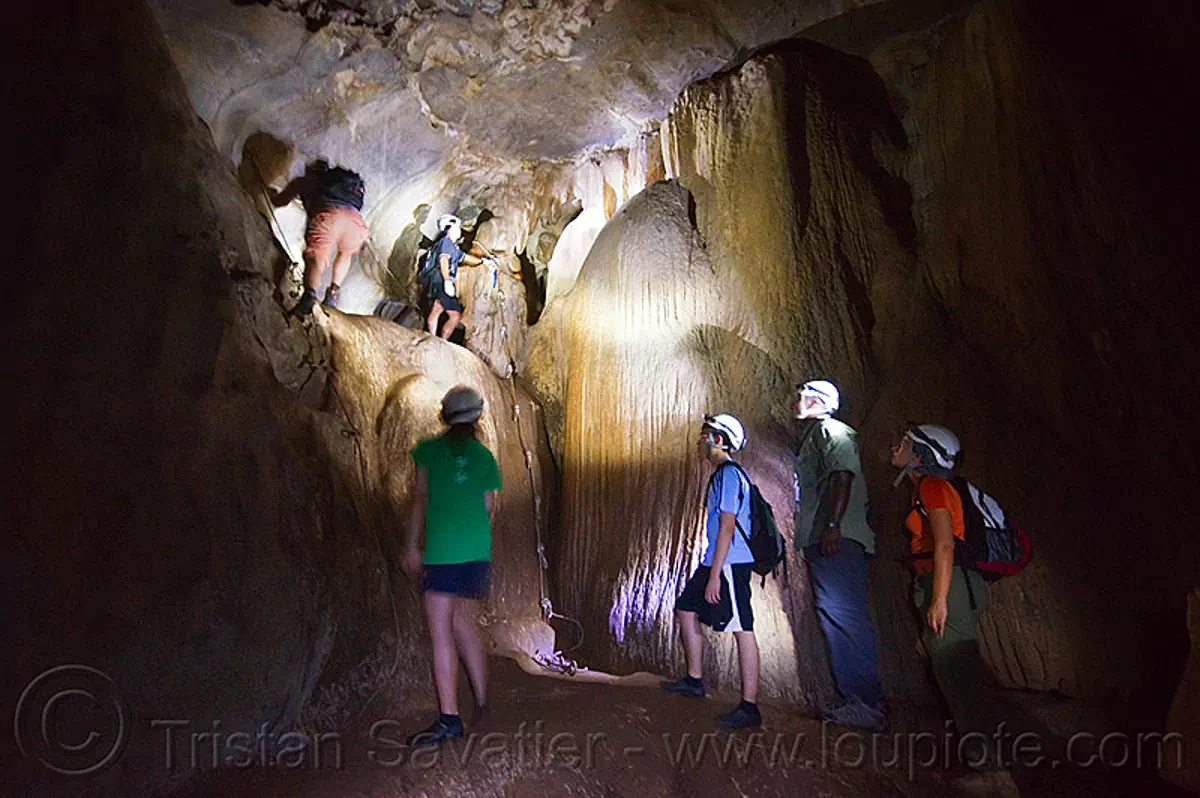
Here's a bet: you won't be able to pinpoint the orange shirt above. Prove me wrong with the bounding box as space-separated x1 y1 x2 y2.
905 477 966 575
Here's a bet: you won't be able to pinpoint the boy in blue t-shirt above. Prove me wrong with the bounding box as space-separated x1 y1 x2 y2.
661 413 762 730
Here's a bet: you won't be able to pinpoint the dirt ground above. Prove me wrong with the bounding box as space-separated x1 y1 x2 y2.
166 657 1180 798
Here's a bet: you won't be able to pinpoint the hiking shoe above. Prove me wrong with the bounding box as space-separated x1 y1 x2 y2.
660 677 705 699
322 284 341 310
405 714 463 747
717 702 762 730
822 695 887 731
292 288 318 317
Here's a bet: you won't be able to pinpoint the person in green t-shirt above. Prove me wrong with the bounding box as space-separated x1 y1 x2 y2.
793 380 884 731
401 385 502 745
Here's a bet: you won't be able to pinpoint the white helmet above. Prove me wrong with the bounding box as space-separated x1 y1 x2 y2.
437 213 461 232
797 379 840 418
703 413 746 453
907 423 960 469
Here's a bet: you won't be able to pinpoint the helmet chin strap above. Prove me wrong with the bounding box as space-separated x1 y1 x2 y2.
892 459 918 488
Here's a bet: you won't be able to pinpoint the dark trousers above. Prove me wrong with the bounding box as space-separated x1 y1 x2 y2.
805 539 884 708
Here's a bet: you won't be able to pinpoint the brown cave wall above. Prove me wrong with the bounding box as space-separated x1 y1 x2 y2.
5 2 553 794
529 182 820 703
865 0 1200 706
661 36 932 708
531 0 1200 712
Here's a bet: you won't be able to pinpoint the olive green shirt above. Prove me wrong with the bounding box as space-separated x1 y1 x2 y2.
793 417 875 554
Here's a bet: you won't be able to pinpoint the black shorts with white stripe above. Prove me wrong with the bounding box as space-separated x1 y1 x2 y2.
674 563 754 632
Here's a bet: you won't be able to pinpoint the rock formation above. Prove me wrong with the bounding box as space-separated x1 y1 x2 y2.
6 2 554 793
528 0 1200 713
8 0 1200 794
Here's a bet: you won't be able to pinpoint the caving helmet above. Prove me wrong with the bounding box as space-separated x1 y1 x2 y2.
796 380 840 419
702 413 746 453
442 385 484 426
906 423 960 470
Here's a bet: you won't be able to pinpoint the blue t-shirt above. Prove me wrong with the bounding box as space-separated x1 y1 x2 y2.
428 234 465 280
701 462 755 566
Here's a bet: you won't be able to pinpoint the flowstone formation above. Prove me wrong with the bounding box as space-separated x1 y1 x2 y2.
528 0 1200 714
7 2 557 793
11 0 1200 794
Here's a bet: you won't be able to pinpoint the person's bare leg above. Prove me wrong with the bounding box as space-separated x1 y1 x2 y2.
303 250 325 293
676 610 704 679
423 591 459 715
439 309 461 339
426 300 444 336
734 631 759 703
452 598 488 708
330 246 356 290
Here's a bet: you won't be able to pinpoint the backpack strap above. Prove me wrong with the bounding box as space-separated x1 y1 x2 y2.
720 461 782 588
913 476 979 610
961 564 978 611
912 475 927 517
708 461 752 550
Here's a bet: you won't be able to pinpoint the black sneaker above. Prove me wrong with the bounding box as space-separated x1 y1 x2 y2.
292 288 318 317
406 714 463 747
660 677 705 699
471 703 489 729
323 283 341 310
717 702 761 730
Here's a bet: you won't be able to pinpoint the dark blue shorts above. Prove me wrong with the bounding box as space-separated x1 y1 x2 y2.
429 279 464 313
422 561 490 599
674 563 754 632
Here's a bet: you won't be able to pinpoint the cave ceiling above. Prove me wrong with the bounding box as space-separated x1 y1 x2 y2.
154 0 884 178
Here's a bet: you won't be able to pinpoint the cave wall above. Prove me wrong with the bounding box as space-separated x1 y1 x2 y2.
530 0 1200 712
661 36 930 706
529 181 825 701
4 2 554 793
865 0 1200 706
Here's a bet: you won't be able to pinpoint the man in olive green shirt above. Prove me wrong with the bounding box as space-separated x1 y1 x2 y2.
794 380 884 730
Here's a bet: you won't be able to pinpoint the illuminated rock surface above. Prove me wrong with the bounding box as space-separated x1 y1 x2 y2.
6 2 553 791
527 0 1200 719
6 0 1200 795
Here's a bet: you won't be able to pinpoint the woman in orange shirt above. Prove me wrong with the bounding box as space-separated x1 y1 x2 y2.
892 423 1017 793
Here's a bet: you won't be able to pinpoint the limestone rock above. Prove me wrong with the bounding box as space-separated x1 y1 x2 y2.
528 0 1200 712
528 181 817 701
153 0 875 163
7 4 554 794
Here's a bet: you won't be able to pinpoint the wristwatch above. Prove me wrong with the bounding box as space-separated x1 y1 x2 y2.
824 520 839 529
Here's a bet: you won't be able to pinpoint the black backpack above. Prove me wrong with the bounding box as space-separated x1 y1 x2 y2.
708 461 787 583
913 476 1033 609
416 239 444 291
318 166 365 211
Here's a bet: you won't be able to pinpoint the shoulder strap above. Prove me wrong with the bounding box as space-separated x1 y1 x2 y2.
707 461 752 543
913 475 928 517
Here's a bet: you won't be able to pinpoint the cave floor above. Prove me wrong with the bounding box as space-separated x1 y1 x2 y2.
175 658 1174 798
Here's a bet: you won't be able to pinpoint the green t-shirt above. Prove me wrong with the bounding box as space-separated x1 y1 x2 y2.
793 418 875 554
411 434 502 565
